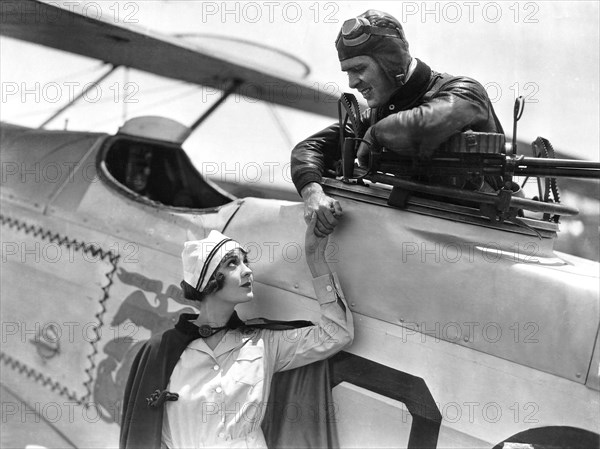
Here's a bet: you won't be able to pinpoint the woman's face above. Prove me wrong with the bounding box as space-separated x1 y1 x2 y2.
213 248 254 305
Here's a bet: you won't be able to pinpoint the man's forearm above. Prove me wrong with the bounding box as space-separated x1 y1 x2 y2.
290 123 342 195
372 79 492 155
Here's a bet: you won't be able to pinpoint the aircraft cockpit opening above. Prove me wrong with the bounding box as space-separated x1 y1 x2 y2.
99 137 234 210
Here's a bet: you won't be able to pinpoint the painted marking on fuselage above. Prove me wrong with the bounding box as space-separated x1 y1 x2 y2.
330 352 442 448
94 268 195 423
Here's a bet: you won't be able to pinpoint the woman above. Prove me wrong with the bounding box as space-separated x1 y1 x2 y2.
120 215 353 448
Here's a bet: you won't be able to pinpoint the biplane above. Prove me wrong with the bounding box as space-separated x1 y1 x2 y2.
1 1 599 448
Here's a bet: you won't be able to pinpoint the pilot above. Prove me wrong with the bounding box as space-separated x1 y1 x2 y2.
125 145 154 198
120 217 354 449
291 9 504 236
124 144 195 207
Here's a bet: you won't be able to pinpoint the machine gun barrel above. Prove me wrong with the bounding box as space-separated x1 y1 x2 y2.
518 157 600 169
377 154 600 180
513 157 600 179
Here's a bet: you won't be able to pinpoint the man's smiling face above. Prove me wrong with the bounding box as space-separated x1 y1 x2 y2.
341 55 397 108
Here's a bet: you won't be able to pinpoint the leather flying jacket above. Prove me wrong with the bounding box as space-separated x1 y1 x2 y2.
290 59 504 194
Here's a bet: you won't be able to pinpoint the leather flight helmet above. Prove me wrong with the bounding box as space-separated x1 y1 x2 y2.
336 10 412 87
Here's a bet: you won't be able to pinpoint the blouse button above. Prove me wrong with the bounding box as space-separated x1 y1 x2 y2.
218 432 225 439
216 386 223 393
326 285 333 292
213 364 219 371
389 104 395 110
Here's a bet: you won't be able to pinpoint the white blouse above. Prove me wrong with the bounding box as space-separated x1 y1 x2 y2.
161 273 353 449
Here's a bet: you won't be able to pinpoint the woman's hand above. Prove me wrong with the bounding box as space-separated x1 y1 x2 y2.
305 212 332 278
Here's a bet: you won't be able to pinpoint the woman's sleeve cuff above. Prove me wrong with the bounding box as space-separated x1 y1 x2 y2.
312 272 342 305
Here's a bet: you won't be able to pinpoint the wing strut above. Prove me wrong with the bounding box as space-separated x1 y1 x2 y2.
188 79 242 134
39 64 119 129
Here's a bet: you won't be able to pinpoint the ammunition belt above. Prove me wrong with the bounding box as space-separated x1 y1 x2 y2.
438 131 505 154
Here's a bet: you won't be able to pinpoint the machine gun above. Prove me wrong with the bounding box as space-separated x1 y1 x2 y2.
338 95 600 224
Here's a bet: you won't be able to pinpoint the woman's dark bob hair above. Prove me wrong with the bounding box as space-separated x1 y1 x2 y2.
181 271 225 302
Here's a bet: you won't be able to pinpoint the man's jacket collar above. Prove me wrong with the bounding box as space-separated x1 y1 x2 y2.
376 58 434 119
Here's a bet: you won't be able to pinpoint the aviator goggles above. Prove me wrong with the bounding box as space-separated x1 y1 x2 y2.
336 17 403 47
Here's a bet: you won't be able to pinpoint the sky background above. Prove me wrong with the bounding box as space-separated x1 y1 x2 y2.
1 0 599 190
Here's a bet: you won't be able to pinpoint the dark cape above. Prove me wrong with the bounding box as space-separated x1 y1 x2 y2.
120 313 339 449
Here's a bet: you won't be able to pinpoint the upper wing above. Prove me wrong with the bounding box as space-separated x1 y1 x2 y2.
0 0 339 118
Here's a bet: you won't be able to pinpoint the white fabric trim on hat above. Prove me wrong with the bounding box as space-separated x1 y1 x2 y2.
181 230 243 293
